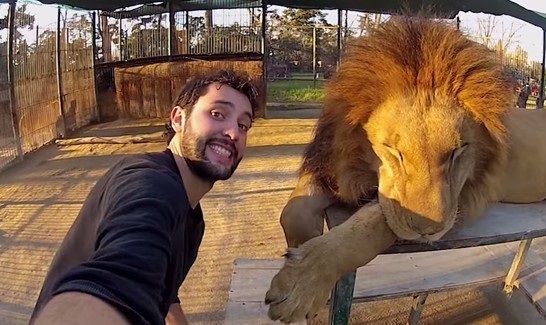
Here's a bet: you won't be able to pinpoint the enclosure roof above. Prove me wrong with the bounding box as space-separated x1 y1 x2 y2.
30 0 546 30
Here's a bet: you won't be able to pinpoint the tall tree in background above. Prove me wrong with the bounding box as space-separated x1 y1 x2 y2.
476 15 522 59
268 8 336 73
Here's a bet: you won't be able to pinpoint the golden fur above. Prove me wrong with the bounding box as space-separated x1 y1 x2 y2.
269 16 546 323
300 16 516 240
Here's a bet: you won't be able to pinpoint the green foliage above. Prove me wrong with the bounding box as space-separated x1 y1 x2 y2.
268 9 338 73
267 79 325 102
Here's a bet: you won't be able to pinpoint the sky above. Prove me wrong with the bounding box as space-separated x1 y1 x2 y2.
458 0 546 62
1 0 546 62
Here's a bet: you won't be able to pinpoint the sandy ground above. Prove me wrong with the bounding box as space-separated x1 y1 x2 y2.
0 114 544 324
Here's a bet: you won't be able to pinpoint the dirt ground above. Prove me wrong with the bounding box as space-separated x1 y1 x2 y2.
0 114 544 324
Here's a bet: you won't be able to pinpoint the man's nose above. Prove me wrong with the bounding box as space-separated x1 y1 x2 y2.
223 123 240 141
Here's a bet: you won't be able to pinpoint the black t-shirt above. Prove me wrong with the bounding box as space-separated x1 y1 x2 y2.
31 149 205 324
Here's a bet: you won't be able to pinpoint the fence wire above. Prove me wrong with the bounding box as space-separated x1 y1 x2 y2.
0 2 97 164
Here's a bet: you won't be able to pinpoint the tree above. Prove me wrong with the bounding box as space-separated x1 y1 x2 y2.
268 8 336 73
475 15 521 56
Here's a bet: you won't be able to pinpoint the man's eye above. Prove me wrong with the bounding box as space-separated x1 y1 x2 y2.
239 123 250 132
211 111 224 119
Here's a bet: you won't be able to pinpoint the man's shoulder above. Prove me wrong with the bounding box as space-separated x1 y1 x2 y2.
108 151 184 195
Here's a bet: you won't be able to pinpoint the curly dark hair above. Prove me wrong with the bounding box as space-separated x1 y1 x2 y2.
165 70 259 143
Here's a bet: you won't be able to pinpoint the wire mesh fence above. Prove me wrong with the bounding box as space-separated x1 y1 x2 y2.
0 2 97 168
98 7 263 62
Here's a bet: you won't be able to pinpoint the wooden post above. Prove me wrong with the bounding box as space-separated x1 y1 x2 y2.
168 1 177 56
56 6 67 137
539 29 545 109
91 11 100 123
7 0 23 159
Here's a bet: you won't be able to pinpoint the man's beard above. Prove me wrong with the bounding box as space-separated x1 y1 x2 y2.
180 127 242 182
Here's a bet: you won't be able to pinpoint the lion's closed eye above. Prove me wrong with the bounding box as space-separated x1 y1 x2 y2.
381 143 403 164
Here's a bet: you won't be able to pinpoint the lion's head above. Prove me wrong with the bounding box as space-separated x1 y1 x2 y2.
320 17 514 241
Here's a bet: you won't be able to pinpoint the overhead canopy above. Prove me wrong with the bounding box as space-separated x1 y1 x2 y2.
31 0 546 30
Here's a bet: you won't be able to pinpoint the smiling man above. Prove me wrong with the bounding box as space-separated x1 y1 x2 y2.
31 70 258 325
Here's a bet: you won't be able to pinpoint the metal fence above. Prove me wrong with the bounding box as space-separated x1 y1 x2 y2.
98 8 263 63
0 2 97 170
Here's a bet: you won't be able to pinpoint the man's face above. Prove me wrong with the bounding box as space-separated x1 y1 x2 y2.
174 83 253 182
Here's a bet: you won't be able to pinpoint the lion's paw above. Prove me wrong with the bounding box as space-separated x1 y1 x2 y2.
265 243 336 323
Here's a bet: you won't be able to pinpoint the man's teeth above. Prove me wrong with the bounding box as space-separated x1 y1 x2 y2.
209 144 232 157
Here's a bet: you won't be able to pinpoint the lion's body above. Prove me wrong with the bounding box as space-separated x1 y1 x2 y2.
494 109 546 203
282 17 546 244
268 16 546 323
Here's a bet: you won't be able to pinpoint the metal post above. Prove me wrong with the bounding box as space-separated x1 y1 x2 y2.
185 11 190 54
337 10 341 69
56 6 67 137
504 238 533 295
261 2 267 116
328 271 356 325
118 17 122 60
539 29 545 109
91 11 100 123
408 293 428 325
7 1 23 160
312 26 317 88
168 1 176 56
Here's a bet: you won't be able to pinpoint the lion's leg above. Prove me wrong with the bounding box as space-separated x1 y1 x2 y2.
266 202 397 323
280 173 335 248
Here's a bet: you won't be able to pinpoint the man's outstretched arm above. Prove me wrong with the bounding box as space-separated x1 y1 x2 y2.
34 292 129 325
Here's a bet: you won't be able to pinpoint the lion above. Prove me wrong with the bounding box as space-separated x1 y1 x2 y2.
265 16 546 323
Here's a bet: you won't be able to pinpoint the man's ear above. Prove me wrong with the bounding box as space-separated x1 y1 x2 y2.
170 106 186 132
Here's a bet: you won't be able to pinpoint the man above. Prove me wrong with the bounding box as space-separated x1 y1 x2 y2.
31 70 258 324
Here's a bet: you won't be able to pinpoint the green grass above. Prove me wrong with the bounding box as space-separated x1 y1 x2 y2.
267 79 325 102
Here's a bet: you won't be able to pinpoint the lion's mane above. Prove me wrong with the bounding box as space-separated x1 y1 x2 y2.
301 16 515 216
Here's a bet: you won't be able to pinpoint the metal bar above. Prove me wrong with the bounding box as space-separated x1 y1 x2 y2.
118 17 122 60
168 1 176 56
185 11 190 54
91 11 100 123
539 29 545 109
337 10 341 69
328 271 356 325
504 238 533 294
261 3 267 115
7 0 23 160
408 293 428 325
312 26 316 88
56 6 67 137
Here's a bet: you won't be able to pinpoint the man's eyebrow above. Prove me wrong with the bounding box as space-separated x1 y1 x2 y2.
212 100 234 107
213 100 252 121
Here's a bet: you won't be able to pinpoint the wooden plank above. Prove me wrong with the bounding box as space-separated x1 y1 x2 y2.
224 301 307 325
324 202 546 253
226 243 544 306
